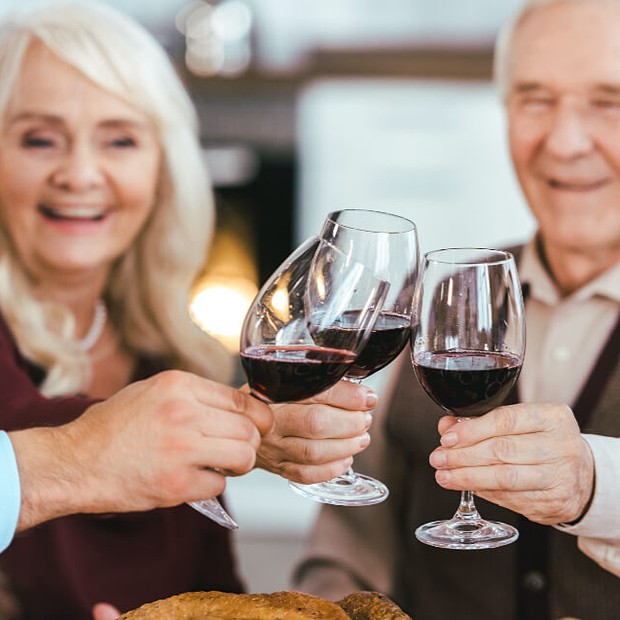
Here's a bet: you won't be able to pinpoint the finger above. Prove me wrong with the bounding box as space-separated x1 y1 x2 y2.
434 462 556 493
197 409 262 447
267 433 371 467
307 380 378 411
161 371 273 436
430 433 557 469
261 456 354 485
194 437 259 475
437 415 459 435
271 403 372 439
437 403 559 447
92 603 120 620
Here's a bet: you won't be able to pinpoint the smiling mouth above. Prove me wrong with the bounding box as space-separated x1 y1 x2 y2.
39 204 107 222
548 178 608 191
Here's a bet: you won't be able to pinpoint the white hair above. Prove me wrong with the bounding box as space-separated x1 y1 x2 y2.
0 0 233 395
493 0 620 100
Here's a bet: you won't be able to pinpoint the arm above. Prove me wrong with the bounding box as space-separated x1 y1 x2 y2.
9 370 272 532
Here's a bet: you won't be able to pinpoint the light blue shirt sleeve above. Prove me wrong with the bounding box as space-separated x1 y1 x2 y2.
0 430 20 553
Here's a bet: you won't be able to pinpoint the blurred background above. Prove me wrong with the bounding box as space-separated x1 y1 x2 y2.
4 0 536 592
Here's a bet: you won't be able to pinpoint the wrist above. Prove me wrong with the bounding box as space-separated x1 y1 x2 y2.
10 424 89 530
564 438 596 526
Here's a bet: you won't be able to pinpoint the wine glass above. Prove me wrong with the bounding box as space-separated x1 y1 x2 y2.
191 237 388 529
240 236 390 402
411 247 525 550
289 209 419 506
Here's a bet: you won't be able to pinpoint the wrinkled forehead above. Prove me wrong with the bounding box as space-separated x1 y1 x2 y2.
508 1 620 90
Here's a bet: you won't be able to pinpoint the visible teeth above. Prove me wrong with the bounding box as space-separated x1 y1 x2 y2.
40 205 105 220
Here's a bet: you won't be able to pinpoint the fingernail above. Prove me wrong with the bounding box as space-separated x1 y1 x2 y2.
365 390 378 409
429 449 446 467
440 432 458 447
359 432 371 448
364 412 373 430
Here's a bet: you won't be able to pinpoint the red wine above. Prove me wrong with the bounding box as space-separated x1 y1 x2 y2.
240 345 356 403
311 311 411 380
413 350 522 417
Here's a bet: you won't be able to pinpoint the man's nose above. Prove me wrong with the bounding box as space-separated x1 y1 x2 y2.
544 102 594 159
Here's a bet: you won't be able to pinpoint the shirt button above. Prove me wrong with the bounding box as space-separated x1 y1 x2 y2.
552 346 571 362
522 570 547 592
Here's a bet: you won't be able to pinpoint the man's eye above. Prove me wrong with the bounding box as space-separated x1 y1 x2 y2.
109 137 137 148
522 97 553 108
592 99 620 110
22 135 55 148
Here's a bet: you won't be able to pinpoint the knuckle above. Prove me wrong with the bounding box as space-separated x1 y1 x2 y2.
231 387 252 414
496 465 520 491
306 408 329 437
493 437 517 463
496 406 520 434
301 440 324 464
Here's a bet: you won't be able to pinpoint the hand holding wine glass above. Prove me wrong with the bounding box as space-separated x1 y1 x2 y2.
289 209 419 505
411 247 525 550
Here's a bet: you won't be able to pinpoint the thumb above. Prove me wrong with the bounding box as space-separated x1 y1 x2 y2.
92 602 121 620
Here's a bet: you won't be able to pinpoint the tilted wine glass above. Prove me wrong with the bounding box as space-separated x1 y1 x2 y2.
240 236 389 403
411 247 525 550
289 209 419 506
190 237 388 529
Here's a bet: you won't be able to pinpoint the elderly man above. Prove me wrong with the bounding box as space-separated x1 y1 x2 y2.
294 1 620 618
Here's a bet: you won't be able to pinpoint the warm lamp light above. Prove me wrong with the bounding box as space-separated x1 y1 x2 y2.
190 275 257 352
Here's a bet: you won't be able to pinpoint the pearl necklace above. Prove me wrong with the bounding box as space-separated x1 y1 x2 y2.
78 300 107 352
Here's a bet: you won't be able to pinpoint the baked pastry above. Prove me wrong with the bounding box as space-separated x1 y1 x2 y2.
337 591 412 619
118 589 411 619
118 590 349 619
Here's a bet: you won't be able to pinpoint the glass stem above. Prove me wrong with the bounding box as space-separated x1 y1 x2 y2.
455 490 481 522
340 467 357 483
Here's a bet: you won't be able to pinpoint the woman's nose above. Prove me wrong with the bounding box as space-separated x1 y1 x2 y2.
50 142 105 190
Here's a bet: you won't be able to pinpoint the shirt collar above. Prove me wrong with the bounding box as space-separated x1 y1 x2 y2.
519 237 620 305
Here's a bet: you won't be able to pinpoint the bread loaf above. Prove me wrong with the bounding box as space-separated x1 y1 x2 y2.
118 590 349 619
118 589 412 619
338 591 412 619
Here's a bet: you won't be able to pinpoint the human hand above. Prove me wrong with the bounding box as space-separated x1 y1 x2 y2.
254 379 376 484
11 370 273 530
92 602 120 620
428 403 594 524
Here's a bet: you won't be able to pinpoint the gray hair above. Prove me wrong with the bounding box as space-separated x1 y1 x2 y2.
0 0 233 394
493 0 618 100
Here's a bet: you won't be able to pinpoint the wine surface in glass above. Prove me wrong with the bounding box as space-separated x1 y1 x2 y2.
240 344 356 403
311 310 411 380
413 350 522 417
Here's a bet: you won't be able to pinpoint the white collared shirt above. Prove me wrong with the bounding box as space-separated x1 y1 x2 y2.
518 241 620 573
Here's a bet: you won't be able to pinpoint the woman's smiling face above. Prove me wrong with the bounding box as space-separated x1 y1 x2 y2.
0 41 161 284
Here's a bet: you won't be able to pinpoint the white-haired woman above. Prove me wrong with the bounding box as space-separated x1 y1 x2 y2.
0 1 378 618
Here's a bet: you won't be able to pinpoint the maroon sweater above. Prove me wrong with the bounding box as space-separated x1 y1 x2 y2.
0 314 243 619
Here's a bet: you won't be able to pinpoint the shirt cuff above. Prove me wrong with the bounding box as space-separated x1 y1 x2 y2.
0 431 20 553
554 434 620 540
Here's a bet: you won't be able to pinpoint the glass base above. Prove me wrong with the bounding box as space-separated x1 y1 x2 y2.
415 517 518 550
289 472 389 506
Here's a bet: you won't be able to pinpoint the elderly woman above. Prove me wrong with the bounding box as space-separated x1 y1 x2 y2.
0 1 375 618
